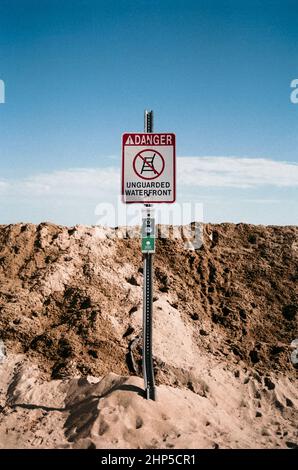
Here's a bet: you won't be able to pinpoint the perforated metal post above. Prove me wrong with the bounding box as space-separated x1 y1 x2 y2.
142 110 156 400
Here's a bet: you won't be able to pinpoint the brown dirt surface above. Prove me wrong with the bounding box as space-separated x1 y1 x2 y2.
0 222 297 448
0 222 297 379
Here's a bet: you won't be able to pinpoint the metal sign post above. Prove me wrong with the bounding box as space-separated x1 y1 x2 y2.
142 110 156 400
121 111 176 401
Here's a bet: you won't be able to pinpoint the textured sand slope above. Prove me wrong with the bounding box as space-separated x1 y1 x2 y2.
0 222 297 448
0 354 297 449
0 222 297 379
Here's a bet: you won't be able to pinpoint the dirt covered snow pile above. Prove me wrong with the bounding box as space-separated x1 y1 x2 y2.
0 222 297 448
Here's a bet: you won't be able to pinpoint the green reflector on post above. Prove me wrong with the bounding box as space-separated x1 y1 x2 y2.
142 236 155 253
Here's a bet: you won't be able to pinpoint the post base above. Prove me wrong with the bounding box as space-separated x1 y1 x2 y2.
146 386 156 401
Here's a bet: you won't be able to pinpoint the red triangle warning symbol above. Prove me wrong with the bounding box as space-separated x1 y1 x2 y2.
126 135 134 144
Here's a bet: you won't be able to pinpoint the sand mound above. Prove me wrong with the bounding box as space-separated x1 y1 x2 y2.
0 222 297 448
0 354 297 449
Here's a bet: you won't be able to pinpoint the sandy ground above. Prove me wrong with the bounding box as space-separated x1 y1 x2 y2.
0 222 297 448
0 354 297 449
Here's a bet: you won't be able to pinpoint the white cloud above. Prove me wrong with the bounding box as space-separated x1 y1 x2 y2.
178 157 298 188
0 157 297 199
0 157 297 226
0 181 9 191
2 167 119 197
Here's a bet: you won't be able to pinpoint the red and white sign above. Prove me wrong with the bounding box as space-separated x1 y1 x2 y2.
122 133 176 203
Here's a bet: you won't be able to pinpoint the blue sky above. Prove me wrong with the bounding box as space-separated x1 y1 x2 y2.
0 0 297 226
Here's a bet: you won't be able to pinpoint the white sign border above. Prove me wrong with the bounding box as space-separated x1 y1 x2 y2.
121 133 176 204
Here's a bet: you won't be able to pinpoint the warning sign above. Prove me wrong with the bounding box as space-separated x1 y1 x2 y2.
122 133 176 203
